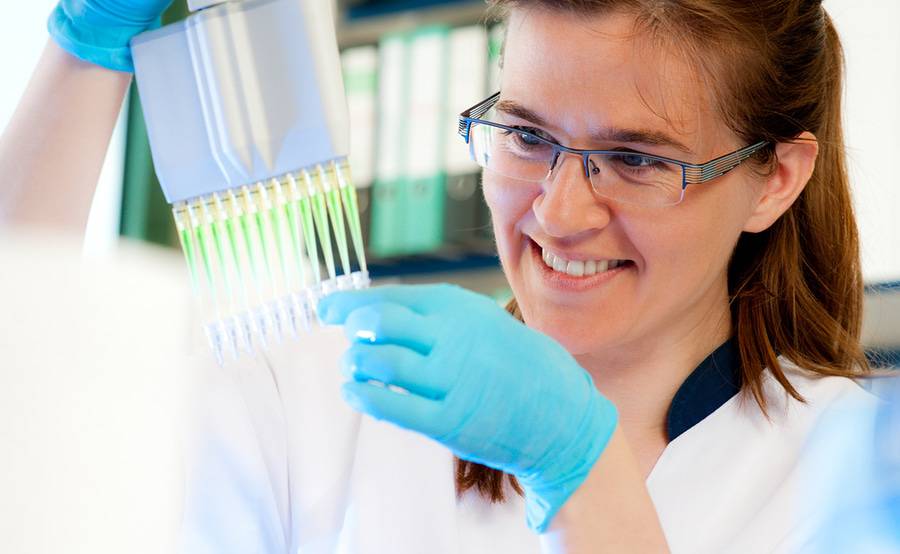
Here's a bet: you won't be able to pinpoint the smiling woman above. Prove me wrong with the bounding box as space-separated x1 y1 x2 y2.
1 0 883 551
317 1 877 551
446 0 874 548
309 0 882 550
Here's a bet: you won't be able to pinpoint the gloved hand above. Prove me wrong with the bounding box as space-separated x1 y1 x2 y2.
48 0 175 72
318 283 618 533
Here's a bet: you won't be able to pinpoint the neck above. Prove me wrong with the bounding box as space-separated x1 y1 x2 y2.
575 295 732 444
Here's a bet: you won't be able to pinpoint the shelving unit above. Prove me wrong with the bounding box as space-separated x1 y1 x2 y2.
334 0 507 293
337 1 489 48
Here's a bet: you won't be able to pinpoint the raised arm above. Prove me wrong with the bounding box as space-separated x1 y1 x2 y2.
0 0 173 232
0 40 130 232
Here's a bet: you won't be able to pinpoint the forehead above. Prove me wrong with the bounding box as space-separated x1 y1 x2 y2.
501 8 729 154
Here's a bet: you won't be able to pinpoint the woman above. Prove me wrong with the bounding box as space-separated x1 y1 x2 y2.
321 0 875 550
1 0 878 552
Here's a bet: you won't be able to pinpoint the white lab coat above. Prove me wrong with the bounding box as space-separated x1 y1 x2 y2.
183 330 881 553
1 233 190 553
0 232 881 553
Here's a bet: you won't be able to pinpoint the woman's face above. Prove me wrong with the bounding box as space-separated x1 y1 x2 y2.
486 8 762 358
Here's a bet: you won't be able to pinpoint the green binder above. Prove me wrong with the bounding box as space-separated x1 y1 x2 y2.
401 25 450 254
369 32 409 257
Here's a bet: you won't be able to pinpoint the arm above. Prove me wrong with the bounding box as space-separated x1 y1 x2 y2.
318 284 671 551
542 426 669 553
0 40 131 232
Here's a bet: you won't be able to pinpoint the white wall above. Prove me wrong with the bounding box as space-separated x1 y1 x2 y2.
825 0 900 284
0 3 58 133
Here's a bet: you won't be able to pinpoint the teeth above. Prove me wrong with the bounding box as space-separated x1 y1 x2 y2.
566 260 584 277
552 256 567 273
540 245 625 278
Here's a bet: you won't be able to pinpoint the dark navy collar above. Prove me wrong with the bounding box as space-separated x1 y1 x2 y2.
666 339 742 442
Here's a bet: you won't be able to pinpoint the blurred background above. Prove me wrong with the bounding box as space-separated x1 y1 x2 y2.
1 0 898 370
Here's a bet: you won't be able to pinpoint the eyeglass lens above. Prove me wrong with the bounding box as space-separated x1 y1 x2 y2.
468 121 686 206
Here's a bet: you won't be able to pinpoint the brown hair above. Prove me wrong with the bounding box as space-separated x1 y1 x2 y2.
457 0 868 503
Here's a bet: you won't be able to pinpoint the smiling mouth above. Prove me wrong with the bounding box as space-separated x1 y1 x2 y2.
529 238 635 279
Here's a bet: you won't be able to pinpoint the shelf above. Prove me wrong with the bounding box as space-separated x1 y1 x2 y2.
366 251 500 278
866 281 900 293
866 347 900 368
369 254 509 297
337 0 489 48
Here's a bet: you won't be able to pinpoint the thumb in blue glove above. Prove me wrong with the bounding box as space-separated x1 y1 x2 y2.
318 283 618 533
48 0 175 72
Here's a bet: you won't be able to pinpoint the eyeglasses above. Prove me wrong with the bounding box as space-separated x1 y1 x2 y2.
457 92 769 207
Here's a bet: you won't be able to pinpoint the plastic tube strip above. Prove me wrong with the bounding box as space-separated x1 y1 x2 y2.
171 157 370 363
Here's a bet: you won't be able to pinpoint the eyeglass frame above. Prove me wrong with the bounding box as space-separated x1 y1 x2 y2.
457 92 770 205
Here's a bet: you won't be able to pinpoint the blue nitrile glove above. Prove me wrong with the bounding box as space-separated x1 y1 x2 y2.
48 0 175 72
318 283 618 533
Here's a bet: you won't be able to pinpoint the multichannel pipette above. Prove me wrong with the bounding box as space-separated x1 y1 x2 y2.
130 0 369 363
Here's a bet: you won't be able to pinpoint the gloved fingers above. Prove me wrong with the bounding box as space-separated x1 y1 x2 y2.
341 380 442 435
342 302 436 354
104 0 176 21
318 284 458 322
342 343 451 400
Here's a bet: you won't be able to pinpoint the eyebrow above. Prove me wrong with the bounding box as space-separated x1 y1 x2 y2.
495 99 694 155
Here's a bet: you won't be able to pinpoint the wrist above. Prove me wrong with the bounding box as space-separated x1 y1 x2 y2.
520 390 618 533
47 3 162 72
544 427 670 552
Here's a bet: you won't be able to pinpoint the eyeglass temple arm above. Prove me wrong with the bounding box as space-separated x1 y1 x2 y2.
683 140 769 185
458 92 502 142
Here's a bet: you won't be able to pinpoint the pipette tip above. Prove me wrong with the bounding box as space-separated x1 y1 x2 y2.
177 158 369 364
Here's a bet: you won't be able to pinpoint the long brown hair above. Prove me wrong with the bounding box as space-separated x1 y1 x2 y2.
457 0 868 503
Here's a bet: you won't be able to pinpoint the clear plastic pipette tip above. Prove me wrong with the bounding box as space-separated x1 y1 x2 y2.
172 157 369 363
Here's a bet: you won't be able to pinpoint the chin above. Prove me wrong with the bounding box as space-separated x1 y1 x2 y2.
517 300 623 356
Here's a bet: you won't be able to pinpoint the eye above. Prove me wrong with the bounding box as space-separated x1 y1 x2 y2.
498 126 556 160
507 126 554 145
607 151 676 175
516 131 542 146
617 152 657 168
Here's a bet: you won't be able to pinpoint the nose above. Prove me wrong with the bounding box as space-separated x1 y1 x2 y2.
533 152 611 238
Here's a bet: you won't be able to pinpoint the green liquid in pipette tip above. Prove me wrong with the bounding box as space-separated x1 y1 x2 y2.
325 186 351 275
284 201 308 284
195 221 216 294
178 225 201 294
298 195 321 283
174 204 202 294
209 213 234 299
267 202 292 287
233 206 268 314
224 216 244 282
311 190 336 279
255 183 286 284
340 184 367 272
239 208 261 284
221 211 256 328
171 162 372 364
253 208 274 283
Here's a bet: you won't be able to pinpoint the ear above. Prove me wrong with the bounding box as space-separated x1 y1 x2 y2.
743 132 818 233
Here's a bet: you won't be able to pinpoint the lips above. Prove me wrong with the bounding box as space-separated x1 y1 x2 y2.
527 238 633 291
541 247 629 277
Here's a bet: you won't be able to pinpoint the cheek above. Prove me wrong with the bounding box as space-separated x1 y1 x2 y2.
637 185 752 298
483 176 539 249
